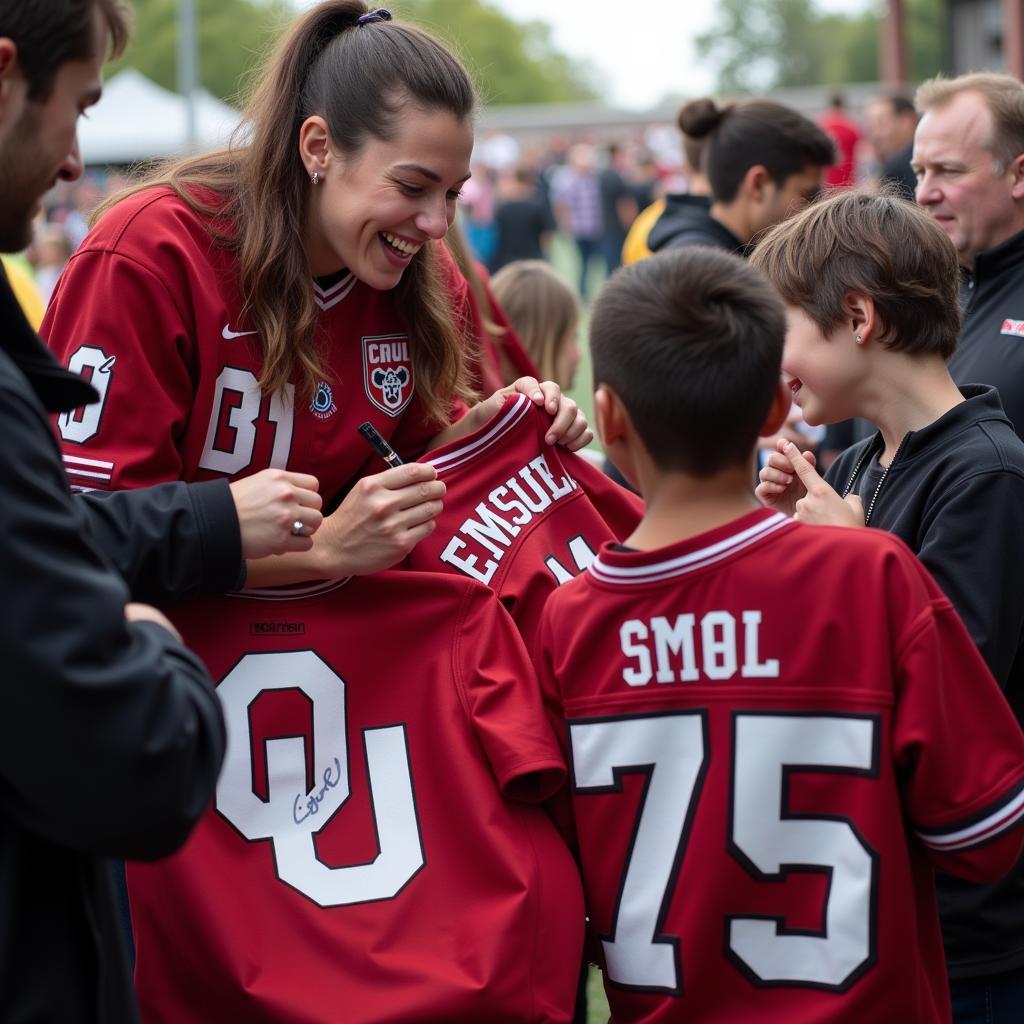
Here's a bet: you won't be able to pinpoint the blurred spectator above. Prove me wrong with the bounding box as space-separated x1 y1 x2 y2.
628 148 663 212
63 176 102 249
30 223 72 303
551 143 603 299
445 222 539 393
866 93 918 199
459 162 498 267
819 89 861 188
623 117 710 266
598 143 638 274
647 97 834 255
477 127 520 175
0 254 44 329
491 260 581 389
490 164 554 272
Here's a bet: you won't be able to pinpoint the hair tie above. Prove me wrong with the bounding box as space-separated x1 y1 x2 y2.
357 8 392 25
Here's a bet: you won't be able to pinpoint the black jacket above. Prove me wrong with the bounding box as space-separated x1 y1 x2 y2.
827 385 1024 978
647 193 745 254
0 271 232 1022
951 229 1024 440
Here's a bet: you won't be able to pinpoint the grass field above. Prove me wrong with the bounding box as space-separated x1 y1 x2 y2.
546 232 605 452
586 965 611 1021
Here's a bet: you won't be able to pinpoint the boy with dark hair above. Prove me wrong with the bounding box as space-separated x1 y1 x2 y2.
754 187 1024 1021
536 244 1024 1022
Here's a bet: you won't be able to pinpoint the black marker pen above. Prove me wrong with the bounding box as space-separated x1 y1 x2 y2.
358 421 404 467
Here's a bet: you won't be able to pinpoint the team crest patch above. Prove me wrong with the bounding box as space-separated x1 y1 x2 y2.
309 381 337 420
362 333 413 417
1001 318 1024 338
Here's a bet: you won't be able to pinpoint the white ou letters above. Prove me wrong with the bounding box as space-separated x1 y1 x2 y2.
217 650 424 906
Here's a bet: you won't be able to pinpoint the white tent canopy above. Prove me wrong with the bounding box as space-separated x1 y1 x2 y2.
79 68 244 165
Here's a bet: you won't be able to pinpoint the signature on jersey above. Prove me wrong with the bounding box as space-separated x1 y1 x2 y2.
292 757 343 825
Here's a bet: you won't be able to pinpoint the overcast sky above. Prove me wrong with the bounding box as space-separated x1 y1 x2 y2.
297 0 870 110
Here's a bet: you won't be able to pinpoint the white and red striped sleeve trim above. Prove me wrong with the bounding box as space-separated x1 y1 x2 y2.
915 779 1024 852
62 453 114 485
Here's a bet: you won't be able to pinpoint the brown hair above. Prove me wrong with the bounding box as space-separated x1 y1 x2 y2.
751 188 960 359
916 73 1024 173
590 246 785 476
490 261 579 384
677 97 835 203
94 0 476 423
1 0 130 100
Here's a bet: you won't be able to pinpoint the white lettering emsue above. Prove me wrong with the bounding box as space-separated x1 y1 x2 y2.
439 454 577 584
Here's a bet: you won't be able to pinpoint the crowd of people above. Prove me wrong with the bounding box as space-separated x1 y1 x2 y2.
5 2 1024 1024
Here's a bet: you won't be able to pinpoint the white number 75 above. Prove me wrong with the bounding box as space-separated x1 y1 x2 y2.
569 711 877 994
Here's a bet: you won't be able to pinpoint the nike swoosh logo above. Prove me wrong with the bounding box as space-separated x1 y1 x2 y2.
222 325 258 340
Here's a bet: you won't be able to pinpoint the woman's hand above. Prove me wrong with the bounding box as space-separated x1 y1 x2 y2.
229 469 324 558
432 377 593 452
309 463 445 577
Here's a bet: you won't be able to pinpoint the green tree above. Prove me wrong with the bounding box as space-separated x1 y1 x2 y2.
107 0 599 108
106 0 290 105
397 0 599 103
696 0 945 94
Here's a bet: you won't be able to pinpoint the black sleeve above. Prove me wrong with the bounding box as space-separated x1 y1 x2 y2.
0 384 226 860
77 479 245 604
916 470 1024 689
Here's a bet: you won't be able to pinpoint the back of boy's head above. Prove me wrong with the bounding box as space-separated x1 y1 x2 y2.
750 188 961 359
590 247 785 477
677 97 835 203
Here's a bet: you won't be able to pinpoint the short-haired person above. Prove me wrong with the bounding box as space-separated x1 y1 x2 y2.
536 244 1024 1022
755 189 1024 1023
865 92 918 198
646 96 834 254
913 72 1024 446
0 2 326 1021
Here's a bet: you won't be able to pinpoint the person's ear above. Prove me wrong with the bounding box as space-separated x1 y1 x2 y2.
1008 152 1024 201
0 39 21 125
844 291 877 347
743 165 772 203
594 384 622 450
595 383 638 483
759 377 793 438
298 115 331 180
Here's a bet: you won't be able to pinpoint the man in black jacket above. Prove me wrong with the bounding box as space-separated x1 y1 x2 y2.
909 69 1024 1024
914 73 1024 442
0 3 324 1021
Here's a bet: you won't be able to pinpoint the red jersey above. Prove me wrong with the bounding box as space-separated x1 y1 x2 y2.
41 187 469 494
128 571 584 1023
537 509 1024 1023
406 393 643 645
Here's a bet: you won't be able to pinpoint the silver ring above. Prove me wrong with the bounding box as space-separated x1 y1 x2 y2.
291 519 304 536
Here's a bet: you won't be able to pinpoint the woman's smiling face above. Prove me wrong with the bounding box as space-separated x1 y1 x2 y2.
302 103 473 287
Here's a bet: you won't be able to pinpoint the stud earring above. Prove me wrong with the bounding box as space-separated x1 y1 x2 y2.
310 171 320 185
855 334 863 344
